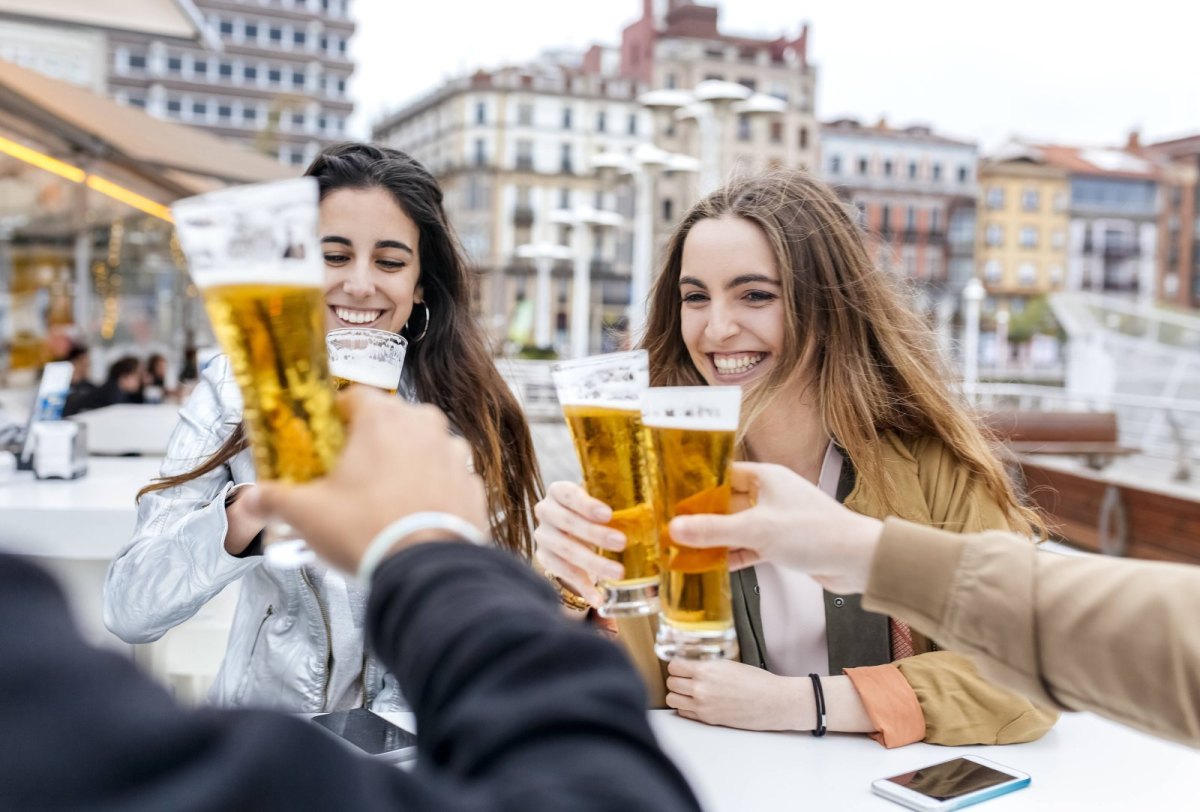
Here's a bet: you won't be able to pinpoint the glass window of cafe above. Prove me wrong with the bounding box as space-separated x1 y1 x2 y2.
0 126 208 384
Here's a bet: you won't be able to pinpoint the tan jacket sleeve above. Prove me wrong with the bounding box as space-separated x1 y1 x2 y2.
865 517 1200 749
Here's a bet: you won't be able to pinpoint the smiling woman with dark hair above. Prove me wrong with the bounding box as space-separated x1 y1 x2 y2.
104 142 543 713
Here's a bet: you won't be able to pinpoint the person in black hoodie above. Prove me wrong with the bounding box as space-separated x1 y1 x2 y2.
0 390 699 812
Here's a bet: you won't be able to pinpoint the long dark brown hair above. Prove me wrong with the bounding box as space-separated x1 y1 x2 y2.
143 143 544 557
642 169 1039 534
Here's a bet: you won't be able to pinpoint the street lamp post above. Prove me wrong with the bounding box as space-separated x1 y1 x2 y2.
515 242 574 349
551 207 622 358
962 276 985 396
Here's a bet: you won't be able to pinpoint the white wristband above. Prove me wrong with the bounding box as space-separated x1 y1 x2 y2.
358 512 488 583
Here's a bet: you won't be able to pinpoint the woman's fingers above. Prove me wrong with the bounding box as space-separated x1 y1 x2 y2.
548 480 613 523
534 546 602 607
534 523 623 582
665 692 696 713
535 491 626 553
665 676 693 697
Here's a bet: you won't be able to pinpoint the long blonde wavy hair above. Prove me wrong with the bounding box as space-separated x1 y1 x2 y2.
642 169 1038 535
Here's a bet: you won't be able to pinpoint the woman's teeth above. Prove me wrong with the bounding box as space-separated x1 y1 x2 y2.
335 307 382 324
714 353 766 374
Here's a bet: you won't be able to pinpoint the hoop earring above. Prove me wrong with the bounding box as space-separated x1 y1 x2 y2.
406 302 430 343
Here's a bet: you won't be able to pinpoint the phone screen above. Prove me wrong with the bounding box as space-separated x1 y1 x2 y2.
311 708 418 756
883 758 1016 801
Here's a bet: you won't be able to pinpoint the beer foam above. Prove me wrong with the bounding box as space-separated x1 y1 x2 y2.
329 358 402 391
557 396 640 411
640 386 742 431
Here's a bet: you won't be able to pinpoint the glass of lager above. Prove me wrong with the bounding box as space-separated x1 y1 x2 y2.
642 386 741 661
172 177 342 569
552 350 659 617
327 328 407 395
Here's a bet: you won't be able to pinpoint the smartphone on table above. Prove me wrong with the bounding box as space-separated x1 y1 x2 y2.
311 708 417 763
872 755 1030 810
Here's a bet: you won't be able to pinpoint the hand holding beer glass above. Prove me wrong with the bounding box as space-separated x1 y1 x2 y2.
172 178 342 569
552 351 660 617
642 386 741 661
327 328 407 395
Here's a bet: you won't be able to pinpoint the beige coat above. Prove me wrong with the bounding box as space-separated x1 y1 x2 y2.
866 517 1200 748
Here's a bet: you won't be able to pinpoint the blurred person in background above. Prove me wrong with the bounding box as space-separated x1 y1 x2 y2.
535 170 1056 748
64 354 143 416
61 342 97 417
0 391 698 811
142 352 169 404
104 142 543 714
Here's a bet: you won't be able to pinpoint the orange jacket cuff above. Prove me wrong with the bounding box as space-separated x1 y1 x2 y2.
844 663 926 748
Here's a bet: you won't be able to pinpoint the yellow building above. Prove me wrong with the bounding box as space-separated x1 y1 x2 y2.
976 143 1070 307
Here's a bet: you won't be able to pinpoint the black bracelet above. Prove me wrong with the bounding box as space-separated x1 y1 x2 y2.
808 673 827 737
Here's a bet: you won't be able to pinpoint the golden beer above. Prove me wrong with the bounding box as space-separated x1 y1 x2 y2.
203 282 344 483
330 373 399 396
563 404 659 586
649 425 735 632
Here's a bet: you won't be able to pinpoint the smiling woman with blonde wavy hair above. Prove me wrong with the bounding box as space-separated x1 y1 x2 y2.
534 168 1054 749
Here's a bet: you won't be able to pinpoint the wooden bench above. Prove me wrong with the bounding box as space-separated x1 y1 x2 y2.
980 410 1139 470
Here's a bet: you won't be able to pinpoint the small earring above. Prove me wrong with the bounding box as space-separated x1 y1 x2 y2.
406 302 430 342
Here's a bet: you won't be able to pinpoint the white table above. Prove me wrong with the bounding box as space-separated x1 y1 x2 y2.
0 457 162 649
379 709 1196 809
70 403 181 456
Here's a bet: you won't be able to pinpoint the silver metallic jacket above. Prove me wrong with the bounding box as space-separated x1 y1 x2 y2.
103 356 408 712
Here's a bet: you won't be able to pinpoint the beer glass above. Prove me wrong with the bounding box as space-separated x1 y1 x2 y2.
552 350 659 617
172 177 340 569
327 328 407 395
642 386 741 661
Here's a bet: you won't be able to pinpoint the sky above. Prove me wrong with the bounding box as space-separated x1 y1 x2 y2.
348 0 1199 152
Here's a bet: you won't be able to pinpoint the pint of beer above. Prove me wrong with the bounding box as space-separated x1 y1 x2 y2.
172 178 340 567
327 328 406 395
552 351 659 617
642 386 741 661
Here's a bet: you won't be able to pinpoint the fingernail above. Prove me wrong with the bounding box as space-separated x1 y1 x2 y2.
592 506 612 522
606 531 625 548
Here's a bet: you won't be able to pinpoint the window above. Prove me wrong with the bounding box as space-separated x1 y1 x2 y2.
932 163 942 182
244 23 259 38
985 224 1004 246
243 106 258 122
294 31 306 46
737 115 750 141
269 26 283 42
560 143 573 173
908 161 918 180
474 138 486 167
219 20 234 35
562 107 572 130
167 56 182 72
219 61 233 77
128 54 147 69
884 159 893 177
128 97 146 109
292 72 305 88
662 198 674 223
166 99 182 113
769 121 782 143
986 187 1004 210
268 68 282 84
290 150 306 167
244 65 258 80
830 155 842 175
627 114 637 135
858 157 868 175
881 205 892 232
930 209 941 233
666 73 677 89
737 78 757 92
1018 262 1038 287
1020 226 1039 248
338 39 347 54
984 259 1003 283
475 102 486 125
291 112 305 127
596 111 606 133
336 78 346 94
559 188 571 209
1022 188 1040 211
798 127 808 150
194 60 208 76
192 101 207 115
958 165 969 184
515 139 533 170
318 115 328 131
905 206 916 231
517 103 533 126
218 104 233 120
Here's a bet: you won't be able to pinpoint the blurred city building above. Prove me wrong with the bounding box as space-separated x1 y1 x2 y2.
820 117 978 318
1033 134 1160 302
372 58 651 355
106 0 355 168
1144 133 1200 310
976 142 1071 309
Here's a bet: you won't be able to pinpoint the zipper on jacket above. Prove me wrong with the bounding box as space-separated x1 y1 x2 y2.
299 567 334 711
359 652 369 708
